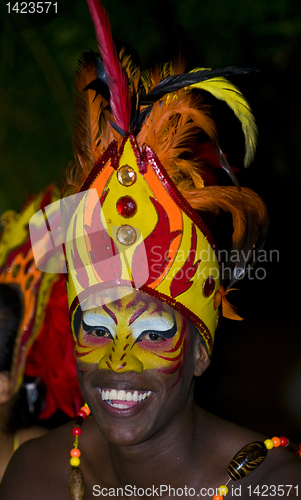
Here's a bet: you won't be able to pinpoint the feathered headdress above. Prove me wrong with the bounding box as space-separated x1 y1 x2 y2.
50 0 268 353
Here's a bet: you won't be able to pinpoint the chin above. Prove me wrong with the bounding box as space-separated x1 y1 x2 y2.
91 403 159 446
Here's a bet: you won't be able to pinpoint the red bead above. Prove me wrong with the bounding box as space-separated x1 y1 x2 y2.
72 427 82 436
280 436 288 447
77 410 87 419
213 495 223 500
116 196 137 218
203 276 215 297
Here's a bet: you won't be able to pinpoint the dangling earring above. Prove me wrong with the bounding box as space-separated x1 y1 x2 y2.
69 403 91 500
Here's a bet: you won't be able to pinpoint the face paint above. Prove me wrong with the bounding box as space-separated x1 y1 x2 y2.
75 292 189 384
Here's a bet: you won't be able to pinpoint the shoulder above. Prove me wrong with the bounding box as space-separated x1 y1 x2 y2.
224 420 301 487
0 421 74 500
0 416 108 500
259 443 301 482
18 425 48 445
195 410 301 495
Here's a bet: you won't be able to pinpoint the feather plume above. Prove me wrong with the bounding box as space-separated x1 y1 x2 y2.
137 90 217 186
86 0 131 132
136 64 256 184
64 52 115 195
182 186 268 286
119 47 141 95
139 67 253 104
188 71 257 167
72 53 104 189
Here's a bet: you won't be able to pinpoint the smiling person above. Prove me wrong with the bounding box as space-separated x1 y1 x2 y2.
1 0 301 499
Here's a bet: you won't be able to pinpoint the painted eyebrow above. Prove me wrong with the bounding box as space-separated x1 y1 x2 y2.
103 304 118 325
128 304 148 326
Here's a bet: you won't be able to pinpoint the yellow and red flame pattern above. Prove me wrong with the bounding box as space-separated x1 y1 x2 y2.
75 293 188 386
0 186 61 393
66 135 220 353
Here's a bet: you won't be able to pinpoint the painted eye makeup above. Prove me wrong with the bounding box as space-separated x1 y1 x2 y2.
82 319 113 339
135 322 177 343
141 332 165 342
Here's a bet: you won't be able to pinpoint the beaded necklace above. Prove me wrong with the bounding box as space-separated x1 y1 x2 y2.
69 405 301 500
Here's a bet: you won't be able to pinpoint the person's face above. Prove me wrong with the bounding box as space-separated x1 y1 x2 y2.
75 290 209 445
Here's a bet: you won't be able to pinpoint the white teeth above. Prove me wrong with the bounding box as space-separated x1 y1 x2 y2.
110 403 128 409
117 390 126 400
101 389 151 403
110 389 117 399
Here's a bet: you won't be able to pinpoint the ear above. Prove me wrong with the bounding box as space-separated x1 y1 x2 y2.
193 339 211 377
0 371 13 404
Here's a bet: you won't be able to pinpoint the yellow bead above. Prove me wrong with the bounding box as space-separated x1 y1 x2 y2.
70 456 81 467
218 485 229 496
264 439 274 450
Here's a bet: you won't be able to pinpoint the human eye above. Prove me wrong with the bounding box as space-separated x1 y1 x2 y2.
136 331 166 343
82 320 113 339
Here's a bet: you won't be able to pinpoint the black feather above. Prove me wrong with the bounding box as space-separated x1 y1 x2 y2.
84 78 110 103
139 67 255 106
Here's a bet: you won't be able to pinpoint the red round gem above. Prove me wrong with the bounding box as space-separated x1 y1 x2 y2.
116 196 137 218
76 410 87 419
203 276 215 297
280 436 288 447
72 427 82 436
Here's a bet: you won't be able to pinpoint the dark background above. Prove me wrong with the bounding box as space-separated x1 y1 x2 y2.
1 0 301 439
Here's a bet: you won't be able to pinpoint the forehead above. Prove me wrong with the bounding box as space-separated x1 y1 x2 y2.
83 289 175 320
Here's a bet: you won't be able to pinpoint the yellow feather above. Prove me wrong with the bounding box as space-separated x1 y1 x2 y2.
188 69 257 167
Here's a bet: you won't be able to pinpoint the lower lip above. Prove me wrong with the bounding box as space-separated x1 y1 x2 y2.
95 390 152 417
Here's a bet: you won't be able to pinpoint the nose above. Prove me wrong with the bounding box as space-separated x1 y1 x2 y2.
97 337 143 373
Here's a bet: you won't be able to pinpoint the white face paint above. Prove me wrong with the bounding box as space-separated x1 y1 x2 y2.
82 306 175 340
83 311 115 329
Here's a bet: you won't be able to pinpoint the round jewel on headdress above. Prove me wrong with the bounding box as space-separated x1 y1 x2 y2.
116 196 137 218
116 225 137 245
203 276 215 298
117 165 137 186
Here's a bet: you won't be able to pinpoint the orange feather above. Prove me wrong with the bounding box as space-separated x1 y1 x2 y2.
137 89 217 183
182 185 269 286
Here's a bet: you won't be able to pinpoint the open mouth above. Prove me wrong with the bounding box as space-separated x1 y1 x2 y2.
101 389 151 409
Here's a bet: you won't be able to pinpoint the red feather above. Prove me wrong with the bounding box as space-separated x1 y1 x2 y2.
25 277 84 419
86 0 131 132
